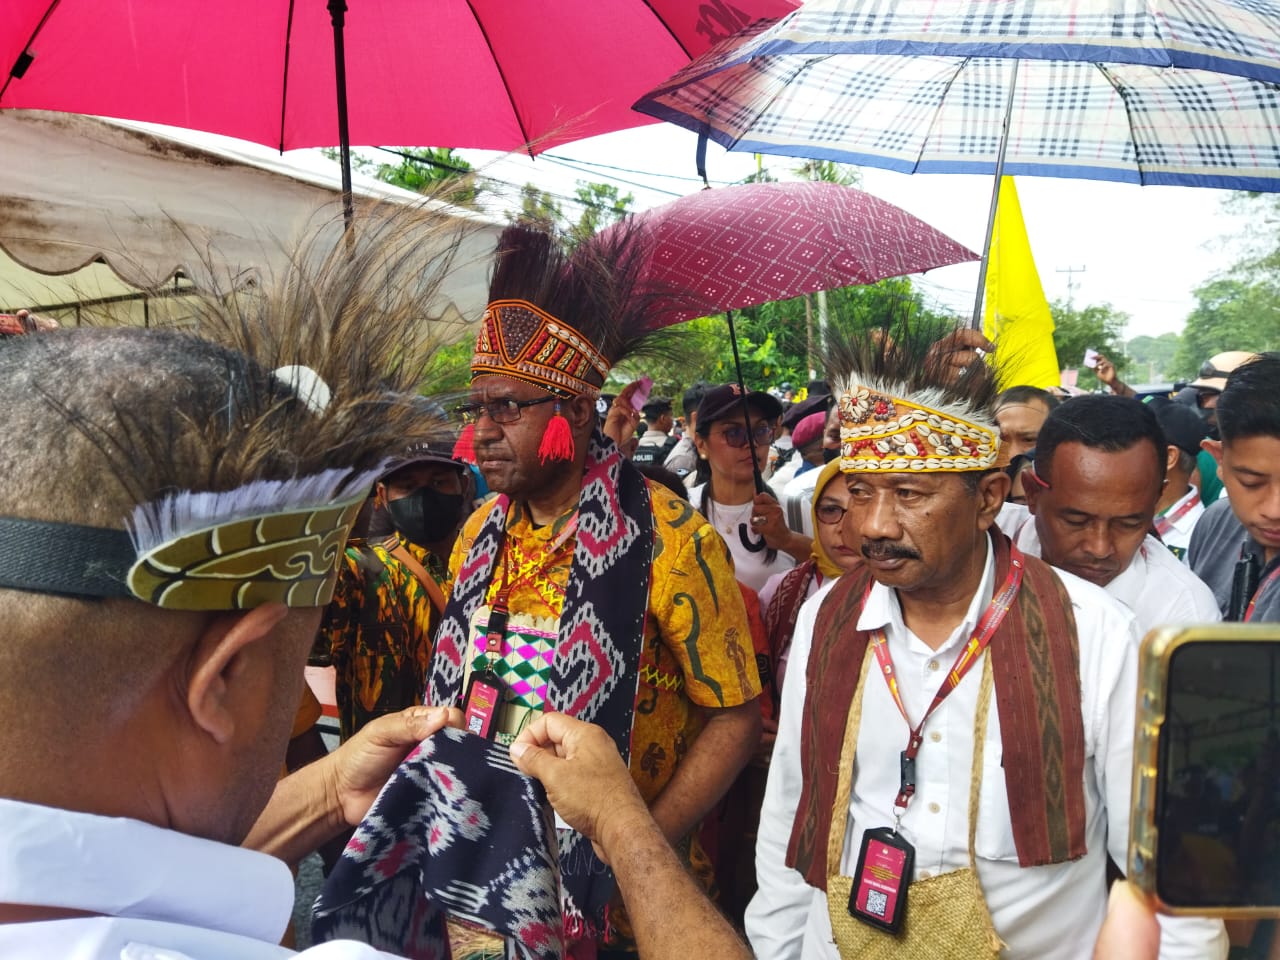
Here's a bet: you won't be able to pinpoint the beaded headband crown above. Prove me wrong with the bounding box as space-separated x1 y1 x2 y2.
470 299 610 398
837 382 1001 473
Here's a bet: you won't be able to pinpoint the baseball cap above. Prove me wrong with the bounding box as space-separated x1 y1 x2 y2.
1189 351 1258 392
781 393 831 430
696 383 783 427
381 439 465 479
1146 396 1208 459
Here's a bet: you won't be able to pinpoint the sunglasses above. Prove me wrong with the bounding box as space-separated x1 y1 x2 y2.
715 422 773 448
1197 361 1235 381
454 395 556 424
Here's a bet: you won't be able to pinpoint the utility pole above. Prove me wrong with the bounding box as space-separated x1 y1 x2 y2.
1056 265 1086 311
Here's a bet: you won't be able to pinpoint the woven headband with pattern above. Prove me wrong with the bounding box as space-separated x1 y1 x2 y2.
0 493 365 610
470 299 610 397
838 384 1000 473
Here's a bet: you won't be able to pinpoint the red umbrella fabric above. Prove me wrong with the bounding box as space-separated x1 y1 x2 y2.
2 0 794 155
619 181 978 328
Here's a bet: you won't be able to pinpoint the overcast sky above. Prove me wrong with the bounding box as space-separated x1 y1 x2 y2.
459 122 1251 343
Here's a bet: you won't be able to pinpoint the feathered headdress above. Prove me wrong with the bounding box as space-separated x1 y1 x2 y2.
822 319 1004 474
466 219 674 463
0 201 473 610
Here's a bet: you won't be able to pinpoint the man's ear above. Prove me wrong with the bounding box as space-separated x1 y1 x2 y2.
187 603 290 745
1202 438 1223 469
1023 467 1044 515
563 394 598 431
976 470 1011 531
373 482 388 509
1165 444 1180 475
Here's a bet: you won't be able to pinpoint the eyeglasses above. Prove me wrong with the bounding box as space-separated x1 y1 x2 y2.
815 501 849 526
716 422 773 448
454 395 556 424
1197 360 1235 381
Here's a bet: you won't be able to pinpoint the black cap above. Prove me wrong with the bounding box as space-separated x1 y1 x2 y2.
381 439 465 479
1146 396 1208 458
781 393 832 430
696 383 783 427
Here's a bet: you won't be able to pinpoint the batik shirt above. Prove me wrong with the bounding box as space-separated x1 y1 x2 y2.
320 536 443 741
446 482 762 807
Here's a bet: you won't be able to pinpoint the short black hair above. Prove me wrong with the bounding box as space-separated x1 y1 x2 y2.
681 381 712 419
641 397 672 421
1217 353 1280 443
1036 395 1166 486
995 385 1061 412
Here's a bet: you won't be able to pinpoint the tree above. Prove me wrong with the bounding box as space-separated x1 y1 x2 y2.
1126 332 1181 384
1049 300 1130 391
1172 275 1280 377
321 146 482 207
510 180 634 244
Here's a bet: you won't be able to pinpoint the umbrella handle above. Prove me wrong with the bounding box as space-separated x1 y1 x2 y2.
725 309 767 495
738 522 767 554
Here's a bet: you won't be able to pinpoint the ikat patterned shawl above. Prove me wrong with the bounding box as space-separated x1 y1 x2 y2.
428 429 654 939
313 726 561 960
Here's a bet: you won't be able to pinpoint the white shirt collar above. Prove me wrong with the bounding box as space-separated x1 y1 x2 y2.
0 797 295 943
1014 517 1152 612
857 534 996 657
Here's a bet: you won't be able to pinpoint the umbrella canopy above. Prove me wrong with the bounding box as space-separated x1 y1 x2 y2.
0 110 500 329
620 181 978 328
745 0 1280 84
2 0 794 155
634 16 1280 192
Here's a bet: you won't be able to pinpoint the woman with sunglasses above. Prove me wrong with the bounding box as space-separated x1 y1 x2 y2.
687 384 812 593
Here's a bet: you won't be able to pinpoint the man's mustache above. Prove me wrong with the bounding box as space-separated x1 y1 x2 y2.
861 540 921 561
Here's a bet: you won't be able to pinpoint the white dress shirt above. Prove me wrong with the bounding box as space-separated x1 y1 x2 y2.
1011 520 1222 636
745 537 1227 960
1156 487 1206 560
0 797 396 959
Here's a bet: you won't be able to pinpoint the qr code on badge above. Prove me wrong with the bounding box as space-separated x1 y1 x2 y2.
865 889 888 918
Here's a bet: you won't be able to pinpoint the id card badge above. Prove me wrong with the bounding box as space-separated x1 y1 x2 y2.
463 667 506 740
848 826 915 934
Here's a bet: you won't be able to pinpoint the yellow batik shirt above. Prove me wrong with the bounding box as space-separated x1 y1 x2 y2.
320 536 443 741
447 483 762 807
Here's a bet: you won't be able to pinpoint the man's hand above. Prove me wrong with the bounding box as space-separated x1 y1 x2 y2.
325 705 461 828
925 328 994 384
509 712 650 865
1093 354 1136 397
751 491 812 561
603 380 644 448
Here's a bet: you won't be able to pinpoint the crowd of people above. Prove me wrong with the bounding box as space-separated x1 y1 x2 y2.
1 207 1277 960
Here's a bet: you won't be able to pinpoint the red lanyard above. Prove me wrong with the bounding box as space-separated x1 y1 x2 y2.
1244 564 1280 623
868 545 1025 813
1154 491 1200 538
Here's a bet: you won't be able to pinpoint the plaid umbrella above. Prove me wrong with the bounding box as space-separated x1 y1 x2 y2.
633 16 1280 192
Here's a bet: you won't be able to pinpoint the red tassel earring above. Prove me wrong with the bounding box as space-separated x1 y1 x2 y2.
452 423 476 464
538 401 575 464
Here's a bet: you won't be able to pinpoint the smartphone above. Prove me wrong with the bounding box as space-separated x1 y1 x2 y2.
1129 624 1280 917
630 375 653 412
1083 348 1100 369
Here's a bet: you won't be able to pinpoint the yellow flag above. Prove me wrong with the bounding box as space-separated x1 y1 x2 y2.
983 177 1060 388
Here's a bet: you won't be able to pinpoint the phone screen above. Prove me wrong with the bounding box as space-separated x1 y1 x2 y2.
1157 641 1280 908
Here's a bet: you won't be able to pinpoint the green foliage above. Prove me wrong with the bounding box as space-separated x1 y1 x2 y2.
1125 332 1181 384
794 159 861 187
1172 275 1280 377
421 337 475 396
322 147 480 206
509 180 634 245
1049 300 1130 391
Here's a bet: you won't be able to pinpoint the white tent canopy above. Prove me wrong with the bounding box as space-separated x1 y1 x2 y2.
0 110 498 332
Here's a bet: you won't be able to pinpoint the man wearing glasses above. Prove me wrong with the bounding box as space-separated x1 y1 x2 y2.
429 222 761 957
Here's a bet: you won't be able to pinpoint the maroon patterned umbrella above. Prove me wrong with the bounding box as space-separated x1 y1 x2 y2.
622 180 977 328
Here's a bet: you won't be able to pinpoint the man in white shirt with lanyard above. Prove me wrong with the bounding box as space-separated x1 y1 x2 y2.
746 331 1227 960
1147 396 1209 560
1007 394 1221 632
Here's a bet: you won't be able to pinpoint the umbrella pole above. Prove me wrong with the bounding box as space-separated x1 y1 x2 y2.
969 58 1021 331
327 0 355 232
725 309 766 495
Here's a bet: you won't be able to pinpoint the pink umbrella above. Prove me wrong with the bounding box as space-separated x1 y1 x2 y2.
2 0 795 224
601 180 977 498
622 181 978 328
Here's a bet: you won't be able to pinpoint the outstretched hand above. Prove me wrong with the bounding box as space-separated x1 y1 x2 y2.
509 712 650 865
603 381 645 448
926 328 994 384
326 705 462 827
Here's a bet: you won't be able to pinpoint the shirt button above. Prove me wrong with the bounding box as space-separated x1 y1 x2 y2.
930 731 942 743
928 802 941 814
928 660 940 672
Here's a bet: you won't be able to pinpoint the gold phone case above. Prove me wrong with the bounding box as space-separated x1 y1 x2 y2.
1129 624 1280 917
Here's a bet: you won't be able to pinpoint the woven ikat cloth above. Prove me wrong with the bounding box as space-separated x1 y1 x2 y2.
636 14 1280 191
312 726 562 960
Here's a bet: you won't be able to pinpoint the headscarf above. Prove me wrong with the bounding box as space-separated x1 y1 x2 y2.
809 458 847 580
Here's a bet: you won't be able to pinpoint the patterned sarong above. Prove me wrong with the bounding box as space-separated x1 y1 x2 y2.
313 727 561 960
428 429 654 938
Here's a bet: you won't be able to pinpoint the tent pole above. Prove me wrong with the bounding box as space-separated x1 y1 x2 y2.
970 58 1020 331
327 0 354 232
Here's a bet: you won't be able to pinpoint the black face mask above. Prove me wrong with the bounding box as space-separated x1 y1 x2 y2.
822 446 840 464
386 487 466 546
